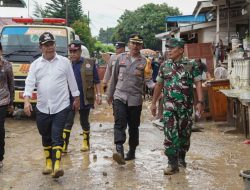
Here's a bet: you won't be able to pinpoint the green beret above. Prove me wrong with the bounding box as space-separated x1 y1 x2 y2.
165 38 185 48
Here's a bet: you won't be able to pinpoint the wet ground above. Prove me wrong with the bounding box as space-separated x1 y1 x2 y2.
1 100 250 190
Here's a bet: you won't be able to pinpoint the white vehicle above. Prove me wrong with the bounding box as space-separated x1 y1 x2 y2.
0 17 77 107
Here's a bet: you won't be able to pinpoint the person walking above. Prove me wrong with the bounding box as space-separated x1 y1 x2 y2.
103 42 125 93
23 32 80 178
108 34 147 165
150 38 204 175
62 40 102 153
0 42 14 168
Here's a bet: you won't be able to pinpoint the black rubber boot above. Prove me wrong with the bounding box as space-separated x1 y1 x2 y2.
62 129 71 153
51 146 64 178
113 144 125 165
164 155 179 175
125 148 136 161
179 151 187 168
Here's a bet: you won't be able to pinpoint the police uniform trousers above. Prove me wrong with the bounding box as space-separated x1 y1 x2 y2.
163 101 193 157
113 99 142 148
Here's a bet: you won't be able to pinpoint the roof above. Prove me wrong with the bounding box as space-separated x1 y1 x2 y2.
1 0 26 7
166 14 206 23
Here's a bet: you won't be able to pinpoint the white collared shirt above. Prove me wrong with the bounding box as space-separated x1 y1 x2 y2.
24 54 80 114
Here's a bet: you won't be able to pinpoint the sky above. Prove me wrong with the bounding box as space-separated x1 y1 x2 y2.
0 0 199 36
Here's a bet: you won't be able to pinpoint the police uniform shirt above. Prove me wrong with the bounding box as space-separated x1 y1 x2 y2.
103 54 118 83
108 52 147 106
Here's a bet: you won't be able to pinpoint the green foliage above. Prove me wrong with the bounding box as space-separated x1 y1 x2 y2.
112 3 181 50
94 41 115 54
33 1 49 18
33 0 84 26
98 27 116 44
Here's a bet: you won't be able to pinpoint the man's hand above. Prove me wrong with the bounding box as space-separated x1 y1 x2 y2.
8 105 14 114
72 96 80 111
150 104 157 117
195 102 204 118
24 101 33 117
107 97 113 105
96 94 102 105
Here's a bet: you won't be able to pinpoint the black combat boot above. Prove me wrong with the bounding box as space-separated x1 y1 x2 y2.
113 144 125 165
179 150 187 168
164 155 179 175
125 148 136 161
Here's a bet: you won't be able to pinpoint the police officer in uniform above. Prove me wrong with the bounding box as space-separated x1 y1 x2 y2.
151 38 204 175
108 34 147 165
62 40 102 153
103 42 125 92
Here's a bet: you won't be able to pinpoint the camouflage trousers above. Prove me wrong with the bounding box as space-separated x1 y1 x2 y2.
163 101 193 157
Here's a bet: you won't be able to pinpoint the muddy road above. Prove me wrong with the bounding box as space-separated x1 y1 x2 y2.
0 101 250 190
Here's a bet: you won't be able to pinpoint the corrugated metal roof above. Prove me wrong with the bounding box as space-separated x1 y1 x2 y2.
166 14 206 23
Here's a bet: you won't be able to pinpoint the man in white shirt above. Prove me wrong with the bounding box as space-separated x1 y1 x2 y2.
23 32 80 178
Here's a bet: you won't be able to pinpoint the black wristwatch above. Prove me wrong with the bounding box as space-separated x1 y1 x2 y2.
197 101 204 105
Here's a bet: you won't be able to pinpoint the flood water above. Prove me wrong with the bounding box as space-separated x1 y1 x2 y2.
0 101 250 190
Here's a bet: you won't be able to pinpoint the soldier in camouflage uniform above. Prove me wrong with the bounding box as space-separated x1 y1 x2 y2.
150 38 204 175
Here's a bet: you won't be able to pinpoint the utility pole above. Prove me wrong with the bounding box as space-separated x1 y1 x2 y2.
87 11 90 27
65 0 69 26
28 0 30 17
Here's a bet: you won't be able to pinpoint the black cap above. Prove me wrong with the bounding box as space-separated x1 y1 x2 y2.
39 32 55 45
129 34 143 44
115 42 125 49
69 40 84 50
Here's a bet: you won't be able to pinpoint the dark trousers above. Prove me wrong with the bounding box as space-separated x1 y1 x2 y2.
0 105 8 161
36 107 70 147
113 99 142 149
65 108 90 131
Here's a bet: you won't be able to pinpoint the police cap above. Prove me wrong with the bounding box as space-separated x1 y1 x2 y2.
115 41 125 49
129 34 143 44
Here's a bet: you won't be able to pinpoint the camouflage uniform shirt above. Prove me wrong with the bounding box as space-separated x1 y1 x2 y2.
156 57 202 104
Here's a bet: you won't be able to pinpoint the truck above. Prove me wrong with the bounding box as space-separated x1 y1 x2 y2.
0 17 77 109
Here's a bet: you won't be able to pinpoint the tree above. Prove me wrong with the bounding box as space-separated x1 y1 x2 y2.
98 27 115 44
33 0 83 25
33 1 49 18
112 3 181 50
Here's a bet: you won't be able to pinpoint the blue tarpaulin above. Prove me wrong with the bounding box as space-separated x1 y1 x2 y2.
166 14 206 23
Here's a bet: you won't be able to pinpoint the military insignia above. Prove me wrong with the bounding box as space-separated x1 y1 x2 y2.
86 63 91 68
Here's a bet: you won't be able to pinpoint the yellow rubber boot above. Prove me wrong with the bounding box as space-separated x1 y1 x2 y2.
42 146 52 175
51 146 64 178
81 130 90 152
62 129 71 153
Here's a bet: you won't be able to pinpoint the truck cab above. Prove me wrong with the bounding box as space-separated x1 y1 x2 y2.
0 18 76 108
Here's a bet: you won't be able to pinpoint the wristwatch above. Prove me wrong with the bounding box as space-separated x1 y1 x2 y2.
197 100 204 105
